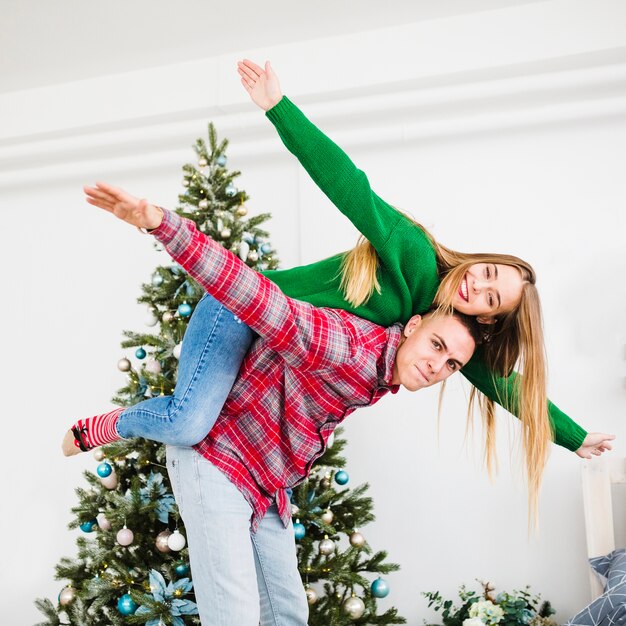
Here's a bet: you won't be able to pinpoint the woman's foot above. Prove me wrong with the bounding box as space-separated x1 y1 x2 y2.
61 408 124 456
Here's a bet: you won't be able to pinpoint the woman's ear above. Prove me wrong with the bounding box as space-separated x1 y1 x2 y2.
476 315 497 325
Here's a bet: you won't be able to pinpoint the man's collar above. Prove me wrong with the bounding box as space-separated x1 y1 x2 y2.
378 324 403 390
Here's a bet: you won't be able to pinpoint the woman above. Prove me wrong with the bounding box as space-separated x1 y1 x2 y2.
63 61 614 521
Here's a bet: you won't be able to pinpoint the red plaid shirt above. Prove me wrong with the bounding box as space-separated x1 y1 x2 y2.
154 210 401 531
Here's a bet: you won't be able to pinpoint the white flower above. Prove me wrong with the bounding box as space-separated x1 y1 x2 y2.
463 618 485 626
469 600 505 625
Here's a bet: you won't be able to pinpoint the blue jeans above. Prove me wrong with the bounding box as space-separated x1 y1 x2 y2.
167 445 309 625
116 294 253 445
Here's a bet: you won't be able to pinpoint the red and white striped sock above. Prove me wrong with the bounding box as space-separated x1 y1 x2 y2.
71 408 124 450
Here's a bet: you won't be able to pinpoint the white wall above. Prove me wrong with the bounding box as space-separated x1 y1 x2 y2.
2 1 625 623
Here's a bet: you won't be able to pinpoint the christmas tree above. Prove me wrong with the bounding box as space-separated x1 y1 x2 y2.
36 124 405 625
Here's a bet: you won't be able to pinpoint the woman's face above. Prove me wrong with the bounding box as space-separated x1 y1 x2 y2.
453 263 524 322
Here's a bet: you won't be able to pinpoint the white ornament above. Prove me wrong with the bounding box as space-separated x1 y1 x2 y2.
248 250 259 263
93 448 106 462
198 199 209 209
162 311 175 323
172 343 182 359
96 513 111 531
117 358 131 372
145 358 161 374
291 504 299 517
116 526 134 546
59 586 76 606
238 241 250 262
167 529 187 551
321 509 334 524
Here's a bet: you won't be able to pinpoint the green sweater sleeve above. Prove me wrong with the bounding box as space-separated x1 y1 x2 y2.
461 350 587 452
266 96 406 252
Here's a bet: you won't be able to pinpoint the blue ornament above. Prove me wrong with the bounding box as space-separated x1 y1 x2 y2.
117 593 138 615
174 562 190 577
135 347 146 360
152 273 164 287
371 577 390 598
216 154 227 167
260 243 272 255
96 462 113 478
185 282 195 297
178 303 192 317
225 184 237 197
170 263 183 275
334 470 349 485
80 519 97 533
306 489 316 504
293 521 306 541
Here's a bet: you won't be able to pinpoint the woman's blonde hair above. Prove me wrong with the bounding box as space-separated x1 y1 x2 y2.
340 223 552 525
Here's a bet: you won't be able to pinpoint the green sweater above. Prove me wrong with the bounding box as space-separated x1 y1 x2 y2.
262 96 586 452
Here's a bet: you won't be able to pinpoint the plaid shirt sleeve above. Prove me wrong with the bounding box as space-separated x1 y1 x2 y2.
152 209 356 371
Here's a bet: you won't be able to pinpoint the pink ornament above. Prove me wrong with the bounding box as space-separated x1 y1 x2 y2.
96 513 111 531
116 527 134 546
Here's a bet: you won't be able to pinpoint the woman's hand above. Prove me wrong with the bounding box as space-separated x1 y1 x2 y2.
237 59 282 111
84 182 164 231
575 432 616 459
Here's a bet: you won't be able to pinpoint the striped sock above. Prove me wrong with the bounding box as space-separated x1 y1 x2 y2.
72 408 124 450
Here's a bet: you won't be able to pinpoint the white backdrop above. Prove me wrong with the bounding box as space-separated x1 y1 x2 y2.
1 1 625 623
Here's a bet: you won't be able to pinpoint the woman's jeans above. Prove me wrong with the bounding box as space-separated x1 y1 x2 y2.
167 445 309 625
116 293 253 445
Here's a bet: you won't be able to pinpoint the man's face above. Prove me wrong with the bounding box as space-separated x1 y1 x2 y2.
391 314 476 391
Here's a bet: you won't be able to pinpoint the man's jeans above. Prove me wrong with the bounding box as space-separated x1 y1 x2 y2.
167 445 309 625
117 293 253 445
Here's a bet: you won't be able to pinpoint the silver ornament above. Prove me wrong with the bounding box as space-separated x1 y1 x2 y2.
145 358 161 374
319 535 335 556
59 586 77 606
117 358 131 372
100 470 118 490
172 343 182 359
93 448 105 462
198 199 209 209
321 509 334 524
291 504 299 517
116 526 134 546
96 512 111 531
247 250 259 263
305 586 318 605
343 595 365 619
155 530 172 553
152 273 164 287
236 205 248 217
349 531 365 548
162 311 174 323
220 228 231 239
167 529 186 551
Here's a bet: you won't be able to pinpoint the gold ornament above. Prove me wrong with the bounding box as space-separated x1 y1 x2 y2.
343 595 365 619
236 204 248 217
59 586 76 606
305 586 318 605
321 509 334 524
318 535 335 556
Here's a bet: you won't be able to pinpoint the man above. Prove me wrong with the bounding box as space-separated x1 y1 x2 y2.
71 185 480 625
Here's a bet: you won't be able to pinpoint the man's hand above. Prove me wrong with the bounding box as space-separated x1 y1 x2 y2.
237 59 282 112
575 432 616 459
84 182 163 231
